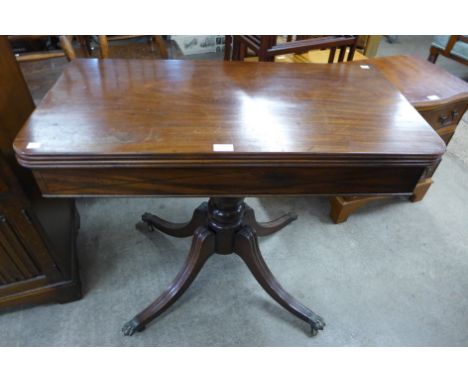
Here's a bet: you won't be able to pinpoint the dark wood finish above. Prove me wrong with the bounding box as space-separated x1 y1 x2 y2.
329 55 468 223
0 36 81 309
142 202 208 237
14 59 444 171
234 225 325 335
0 37 35 159
368 55 468 111
123 225 215 335
0 156 81 307
14 58 445 334
29 166 426 197
428 35 468 66
226 35 359 63
224 35 232 61
123 197 324 336
243 205 297 236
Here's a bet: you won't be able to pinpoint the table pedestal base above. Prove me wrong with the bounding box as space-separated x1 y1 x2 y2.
122 197 325 336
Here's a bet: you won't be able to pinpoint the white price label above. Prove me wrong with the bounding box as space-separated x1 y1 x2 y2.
213 144 234 152
26 142 42 149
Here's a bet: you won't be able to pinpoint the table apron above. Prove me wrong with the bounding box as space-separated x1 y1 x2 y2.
32 165 427 197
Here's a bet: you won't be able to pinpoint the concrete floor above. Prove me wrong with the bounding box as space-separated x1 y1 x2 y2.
1 36 467 346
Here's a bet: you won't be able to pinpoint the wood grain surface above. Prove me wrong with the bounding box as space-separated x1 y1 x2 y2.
14 59 445 167
13 58 446 197
358 55 468 110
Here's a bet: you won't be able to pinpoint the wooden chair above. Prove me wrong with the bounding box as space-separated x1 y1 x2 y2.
225 35 359 63
428 35 468 66
97 35 168 59
8 35 76 62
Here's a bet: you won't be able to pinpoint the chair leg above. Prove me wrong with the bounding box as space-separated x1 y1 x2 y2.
232 36 241 61
428 47 439 63
224 35 232 61
328 47 337 63
338 46 346 62
153 36 168 59
239 40 246 61
59 36 76 61
98 35 109 59
76 36 91 57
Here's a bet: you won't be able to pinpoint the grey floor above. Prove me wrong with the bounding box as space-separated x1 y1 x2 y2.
1 36 467 346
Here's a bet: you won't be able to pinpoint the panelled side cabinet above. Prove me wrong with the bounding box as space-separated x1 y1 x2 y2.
0 35 81 309
0 156 81 308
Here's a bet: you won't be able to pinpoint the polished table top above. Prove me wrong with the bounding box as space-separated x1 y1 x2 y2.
356 55 468 110
14 59 445 197
14 59 445 166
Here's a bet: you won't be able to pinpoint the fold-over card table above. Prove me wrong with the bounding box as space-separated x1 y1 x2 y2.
14 59 446 336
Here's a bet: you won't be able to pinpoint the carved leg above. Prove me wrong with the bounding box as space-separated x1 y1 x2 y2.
141 202 208 238
234 226 325 335
243 205 297 237
122 227 215 336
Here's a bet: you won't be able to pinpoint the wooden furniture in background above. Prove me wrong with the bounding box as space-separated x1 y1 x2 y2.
225 35 359 63
428 35 468 66
98 35 168 59
330 55 468 223
8 35 76 62
356 35 382 57
0 36 81 308
14 59 445 335
267 48 367 64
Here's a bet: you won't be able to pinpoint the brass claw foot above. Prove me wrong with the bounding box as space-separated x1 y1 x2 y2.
122 318 145 336
308 315 326 336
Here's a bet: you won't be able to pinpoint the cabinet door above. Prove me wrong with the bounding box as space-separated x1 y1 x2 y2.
0 159 63 286
0 210 41 284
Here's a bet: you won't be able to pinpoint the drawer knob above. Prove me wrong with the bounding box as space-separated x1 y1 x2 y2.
452 110 459 118
439 114 450 125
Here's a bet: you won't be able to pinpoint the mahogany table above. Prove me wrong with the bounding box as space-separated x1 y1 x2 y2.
13 59 445 336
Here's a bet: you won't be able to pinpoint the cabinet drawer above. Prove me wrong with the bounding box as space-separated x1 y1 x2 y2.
419 101 467 141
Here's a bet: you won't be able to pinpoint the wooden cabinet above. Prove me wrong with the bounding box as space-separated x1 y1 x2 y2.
0 35 81 308
419 100 466 144
0 157 81 306
329 55 468 223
